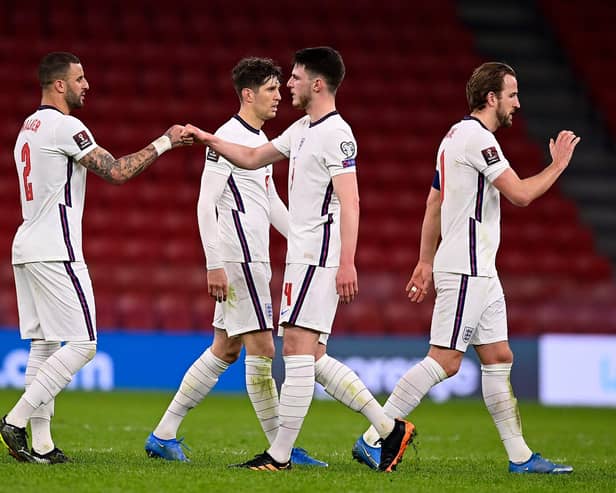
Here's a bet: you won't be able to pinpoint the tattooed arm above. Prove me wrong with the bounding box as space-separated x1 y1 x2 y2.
77 124 190 184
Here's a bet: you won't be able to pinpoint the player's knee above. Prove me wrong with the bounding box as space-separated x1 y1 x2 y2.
315 343 327 361
211 336 243 363
252 341 275 359
224 351 241 364
442 360 461 377
243 335 275 359
215 346 241 364
434 354 462 377
500 348 514 364
427 356 460 377
428 347 462 377
486 348 513 365
281 326 319 356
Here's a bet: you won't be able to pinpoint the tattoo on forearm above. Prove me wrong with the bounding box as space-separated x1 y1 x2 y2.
79 145 159 183
116 146 158 179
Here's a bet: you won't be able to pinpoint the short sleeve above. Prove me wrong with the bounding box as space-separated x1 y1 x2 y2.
271 125 292 158
56 115 98 161
465 129 509 182
323 126 357 177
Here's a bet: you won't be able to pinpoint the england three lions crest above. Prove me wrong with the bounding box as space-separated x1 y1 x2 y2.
462 326 475 343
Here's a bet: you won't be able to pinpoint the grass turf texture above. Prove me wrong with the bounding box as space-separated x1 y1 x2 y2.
0 390 613 493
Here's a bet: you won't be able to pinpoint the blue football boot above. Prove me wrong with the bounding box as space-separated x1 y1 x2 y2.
351 435 380 470
144 432 190 462
290 447 328 467
509 452 573 474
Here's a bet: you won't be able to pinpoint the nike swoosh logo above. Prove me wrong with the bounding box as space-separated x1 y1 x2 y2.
281 309 289 316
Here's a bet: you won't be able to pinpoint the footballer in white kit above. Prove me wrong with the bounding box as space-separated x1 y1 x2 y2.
2 51 188 465
431 115 510 351
13 105 99 342
271 111 357 341
201 115 288 335
355 62 578 474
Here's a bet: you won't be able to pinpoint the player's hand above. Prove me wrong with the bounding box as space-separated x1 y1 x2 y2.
207 268 228 302
165 124 192 148
182 124 212 145
336 263 358 304
405 260 433 303
549 130 580 171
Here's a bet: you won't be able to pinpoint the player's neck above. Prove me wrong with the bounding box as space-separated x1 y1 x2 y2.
40 94 70 115
305 95 336 123
470 110 498 133
237 108 264 130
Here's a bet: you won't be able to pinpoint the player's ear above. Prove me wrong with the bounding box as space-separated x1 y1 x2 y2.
53 79 66 94
486 91 498 107
242 87 254 103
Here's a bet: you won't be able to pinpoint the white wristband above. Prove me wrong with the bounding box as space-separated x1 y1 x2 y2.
152 135 172 156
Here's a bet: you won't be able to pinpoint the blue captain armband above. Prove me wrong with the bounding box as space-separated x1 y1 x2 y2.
432 170 440 190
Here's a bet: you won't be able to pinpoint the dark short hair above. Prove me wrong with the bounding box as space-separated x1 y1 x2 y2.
38 52 81 88
231 57 282 100
466 62 516 112
293 46 345 93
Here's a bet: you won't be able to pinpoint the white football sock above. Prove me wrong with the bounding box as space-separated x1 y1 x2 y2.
7 341 96 429
267 355 314 463
364 356 446 445
315 354 394 438
482 363 532 463
245 355 279 445
26 341 61 454
154 348 229 440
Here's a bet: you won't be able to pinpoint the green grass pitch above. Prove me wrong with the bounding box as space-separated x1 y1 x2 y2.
0 390 614 493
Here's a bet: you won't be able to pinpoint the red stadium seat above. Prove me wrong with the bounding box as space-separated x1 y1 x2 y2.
94 290 120 330
339 301 386 335
156 293 194 330
116 292 157 330
193 296 215 331
0 289 18 328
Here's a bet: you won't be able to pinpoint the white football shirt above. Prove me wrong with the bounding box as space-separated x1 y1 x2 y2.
12 105 98 264
433 116 510 277
203 115 273 263
271 111 357 267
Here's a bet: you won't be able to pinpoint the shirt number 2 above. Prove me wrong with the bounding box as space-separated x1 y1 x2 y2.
21 143 34 201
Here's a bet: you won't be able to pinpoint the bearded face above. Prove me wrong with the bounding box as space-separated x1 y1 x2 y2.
496 100 514 128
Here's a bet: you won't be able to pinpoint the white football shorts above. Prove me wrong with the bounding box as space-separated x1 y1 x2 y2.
430 272 507 352
13 261 97 342
213 262 273 336
278 263 339 344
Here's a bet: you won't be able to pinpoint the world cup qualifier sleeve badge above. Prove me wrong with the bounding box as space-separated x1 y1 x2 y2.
481 146 500 166
206 147 220 162
72 130 93 151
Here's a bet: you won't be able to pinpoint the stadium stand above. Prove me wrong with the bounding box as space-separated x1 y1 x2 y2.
0 0 614 335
